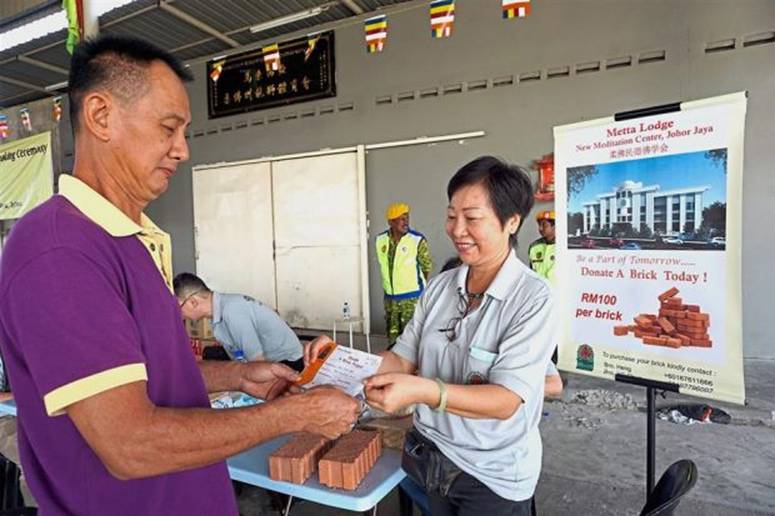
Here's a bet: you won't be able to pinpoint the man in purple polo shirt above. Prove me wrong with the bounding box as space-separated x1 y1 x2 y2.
0 36 358 515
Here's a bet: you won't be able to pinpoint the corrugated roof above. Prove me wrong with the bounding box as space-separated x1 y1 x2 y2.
0 0 413 108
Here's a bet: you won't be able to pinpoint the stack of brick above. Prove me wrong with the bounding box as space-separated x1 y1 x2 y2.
318 429 382 490
268 432 334 484
613 287 712 348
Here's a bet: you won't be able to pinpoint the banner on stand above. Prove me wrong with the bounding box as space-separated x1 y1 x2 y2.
0 132 54 220
554 92 747 404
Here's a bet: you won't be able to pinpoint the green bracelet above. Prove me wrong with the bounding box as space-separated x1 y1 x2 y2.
433 378 448 413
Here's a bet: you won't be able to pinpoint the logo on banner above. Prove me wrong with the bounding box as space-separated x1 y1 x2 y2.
576 344 594 371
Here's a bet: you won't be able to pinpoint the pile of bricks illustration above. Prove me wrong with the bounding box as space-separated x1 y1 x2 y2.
268 429 381 490
613 287 712 348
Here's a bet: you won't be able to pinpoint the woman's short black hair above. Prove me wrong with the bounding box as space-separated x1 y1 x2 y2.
441 256 463 273
68 35 193 134
447 156 534 247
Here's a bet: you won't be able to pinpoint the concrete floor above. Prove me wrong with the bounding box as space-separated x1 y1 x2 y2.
236 350 775 515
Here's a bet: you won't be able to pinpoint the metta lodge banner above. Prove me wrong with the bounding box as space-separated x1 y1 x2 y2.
0 131 54 220
553 92 746 404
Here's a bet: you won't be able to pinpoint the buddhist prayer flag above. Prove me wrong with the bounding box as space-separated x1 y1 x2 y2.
19 108 31 132
430 0 455 38
263 43 281 72
209 59 225 82
365 15 388 53
0 115 8 140
502 0 531 19
62 0 83 54
52 96 63 122
305 34 321 61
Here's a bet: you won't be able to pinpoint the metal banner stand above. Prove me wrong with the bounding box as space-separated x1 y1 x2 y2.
615 374 680 496
611 101 684 498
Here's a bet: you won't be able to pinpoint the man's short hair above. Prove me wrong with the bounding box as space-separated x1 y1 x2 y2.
447 156 534 248
173 273 211 300
68 35 193 134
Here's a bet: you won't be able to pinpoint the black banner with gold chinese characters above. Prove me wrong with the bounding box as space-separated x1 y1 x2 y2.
207 31 336 119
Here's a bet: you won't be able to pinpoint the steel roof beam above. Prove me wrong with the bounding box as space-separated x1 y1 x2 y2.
158 2 240 48
341 0 364 15
0 74 49 93
17 55 69 75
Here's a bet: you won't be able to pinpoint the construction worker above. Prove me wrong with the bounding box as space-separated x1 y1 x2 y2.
530 210 559 364
375 203 432 345
529 210 556 282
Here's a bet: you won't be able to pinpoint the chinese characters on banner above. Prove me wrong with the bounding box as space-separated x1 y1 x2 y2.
553 92 747 404
207 31 336 119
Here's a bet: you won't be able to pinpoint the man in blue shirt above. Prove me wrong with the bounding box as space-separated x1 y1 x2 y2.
174 273 304 371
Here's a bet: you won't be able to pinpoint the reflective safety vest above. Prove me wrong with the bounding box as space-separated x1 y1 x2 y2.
376 230 426 300
529 238 556 283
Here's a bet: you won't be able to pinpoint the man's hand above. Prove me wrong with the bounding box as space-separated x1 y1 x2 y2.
364 373 436 414
239 362 299 401
303 335 336 366
291 387 359 439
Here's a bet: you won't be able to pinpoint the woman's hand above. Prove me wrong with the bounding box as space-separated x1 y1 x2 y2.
238 362 299 400
363 373 438 414
303 335 335 366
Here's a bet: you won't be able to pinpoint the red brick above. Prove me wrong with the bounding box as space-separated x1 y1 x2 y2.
643 336 668 346
656 317 676 335
675 333 691 346
684 304 700 312
658 287 680 301
269 432 333 484
319 430 382 490
689 338 712 348
613 326 629 336
686 312 710 322
665 337 682 348
634 315 654 329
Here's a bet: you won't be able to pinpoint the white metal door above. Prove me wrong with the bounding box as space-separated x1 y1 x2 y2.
192 163 276 308
272 152 363 330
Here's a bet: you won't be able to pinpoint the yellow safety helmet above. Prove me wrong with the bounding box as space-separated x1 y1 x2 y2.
386 203 410 221
536 210 555 222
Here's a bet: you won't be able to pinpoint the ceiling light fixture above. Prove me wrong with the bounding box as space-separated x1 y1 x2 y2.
0 0 136 54
45 81 69 92
249 2 338 34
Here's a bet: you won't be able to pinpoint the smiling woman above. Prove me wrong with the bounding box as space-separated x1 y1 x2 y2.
302 156 557 515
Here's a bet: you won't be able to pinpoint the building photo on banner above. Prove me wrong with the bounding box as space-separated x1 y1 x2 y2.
554 92 746 405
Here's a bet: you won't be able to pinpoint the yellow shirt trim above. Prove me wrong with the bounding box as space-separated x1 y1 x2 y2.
44 363 148 417
58 174 174 289
58 174 142 237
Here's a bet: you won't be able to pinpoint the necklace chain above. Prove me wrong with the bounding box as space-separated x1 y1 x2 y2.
466 290 485 300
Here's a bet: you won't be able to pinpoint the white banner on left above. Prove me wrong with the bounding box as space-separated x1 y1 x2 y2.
0 132 54 220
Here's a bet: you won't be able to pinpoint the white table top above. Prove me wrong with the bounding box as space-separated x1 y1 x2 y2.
0 398 405 511
228 433 405 512
0 399 16 417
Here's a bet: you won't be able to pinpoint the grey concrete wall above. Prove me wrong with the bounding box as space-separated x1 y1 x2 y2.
145 0 775 358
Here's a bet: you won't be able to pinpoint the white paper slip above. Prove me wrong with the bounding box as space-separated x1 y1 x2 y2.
297 343 382 397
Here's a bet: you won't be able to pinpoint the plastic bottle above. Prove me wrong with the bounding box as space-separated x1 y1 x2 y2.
233 348 247 363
